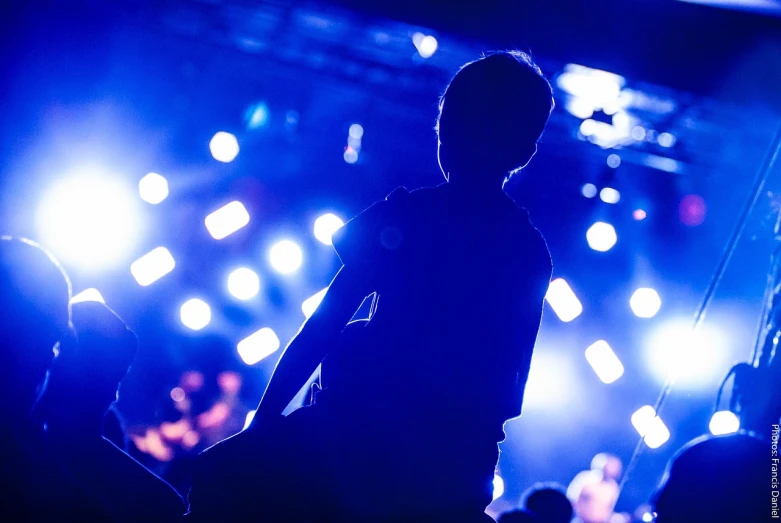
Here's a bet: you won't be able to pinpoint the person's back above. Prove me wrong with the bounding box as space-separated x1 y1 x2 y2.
187 50 554 523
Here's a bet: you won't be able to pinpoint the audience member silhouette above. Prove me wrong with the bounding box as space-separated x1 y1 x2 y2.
38 300 185 521
187 50 554 522
498 509 541 523
521 483 573 523
653 432 765 523
0 236 184 520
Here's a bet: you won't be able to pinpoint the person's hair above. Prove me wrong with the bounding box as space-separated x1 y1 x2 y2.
521 482 573 523
436 50 554 179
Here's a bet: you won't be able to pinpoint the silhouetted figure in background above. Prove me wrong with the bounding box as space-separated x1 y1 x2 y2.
188 51 554 522
0 236 184 520
0 236 93 519
38 300 185 521
521 483 573 523
567 453 622 523
653 432 765 523
498 509 541 523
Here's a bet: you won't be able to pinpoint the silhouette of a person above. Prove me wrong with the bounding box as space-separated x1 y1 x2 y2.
188 51 554 522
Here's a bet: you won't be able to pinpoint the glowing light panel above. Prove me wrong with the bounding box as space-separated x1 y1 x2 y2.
314 213 345 246
709 410 740 436
180 299 211 331
631 405 670 449
209 132 240 163
227 268 260 301
205 201 250 240
630 288 662 318
269 240 303 275
237 327 281 365
584 340 625 384
70 288 105 305
586 222 617 252
138 173 169 204
545 278 583 323
130 247 176 286
302 288 328 318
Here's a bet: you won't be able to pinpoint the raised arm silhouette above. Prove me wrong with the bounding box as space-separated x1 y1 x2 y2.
187 50 554 523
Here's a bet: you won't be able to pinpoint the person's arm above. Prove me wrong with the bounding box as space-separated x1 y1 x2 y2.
255 265 370 422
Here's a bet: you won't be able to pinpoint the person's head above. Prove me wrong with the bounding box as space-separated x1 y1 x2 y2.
498 509 540 523
591 452 623 481
436 50 554 188
653 433 766 523
522 483 573 523
0 236 71 420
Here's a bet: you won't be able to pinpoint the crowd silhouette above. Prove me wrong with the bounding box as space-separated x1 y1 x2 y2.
0 51 769 522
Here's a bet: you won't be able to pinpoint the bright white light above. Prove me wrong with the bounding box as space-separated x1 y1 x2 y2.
524 349 579 411
631 405 670 449
412 32 438 58
130 247 176 286
579 119 631 148
492 475 504 501
565 97 595 119
313 213 345 246
658 132 676 148
138 173 169 204
269 240 303 275
209 132 240 163
349 124 364 140
36 173 141 270
600 187 621 204
584 340 625 384
302 288 328 318
646 319 730 387
70 288 105 305
344 148 359 164
180 299 211 331
557 64 624 110
244 410 256 430
632 126 647 141
237 327 281 365
709 410 740 435
586 222 617 252
642 513 654 523
227 268 260 301
205 201 250 240
630 288 662 318
582 183 598 198
545 278 583 323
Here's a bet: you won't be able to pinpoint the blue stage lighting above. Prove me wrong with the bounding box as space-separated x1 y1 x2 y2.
709 410 740 436
599 187 620 204
584 340 624 384
209 132 240 163
313 213 345 246
245 103 270 129
586 222 617 252
180 298 211 331
205 201 250 240
630 288 662 318
227 267 261 301
37 173 141 269
138 173 169 204
631 405 670 449
545 278 583 322
269 239 303 275
237 327 281 365
412 32 438 58
130 247 176 287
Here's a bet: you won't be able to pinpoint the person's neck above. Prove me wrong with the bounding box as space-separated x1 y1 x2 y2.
446 176 508 199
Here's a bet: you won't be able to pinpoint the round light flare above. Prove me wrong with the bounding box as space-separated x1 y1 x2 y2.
227 267 261 301
349 124 364 140
630 288 662 318
645 319 730 387
269 239 303 275
209 131 240 163
138 172 169 204
36 173 141 270
412 32 438 58
634 209 647 221
709 410 740 436
586 222 617 252
180 298 211 331
314 213 345 246
582 183 598 198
